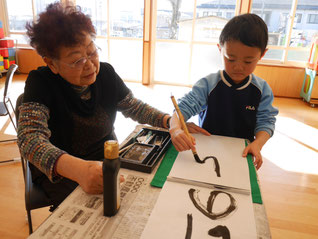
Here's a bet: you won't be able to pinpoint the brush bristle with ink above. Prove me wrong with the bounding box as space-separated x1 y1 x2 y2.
193 153 203 163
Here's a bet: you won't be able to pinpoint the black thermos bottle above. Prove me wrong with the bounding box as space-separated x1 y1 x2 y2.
103 140 121 217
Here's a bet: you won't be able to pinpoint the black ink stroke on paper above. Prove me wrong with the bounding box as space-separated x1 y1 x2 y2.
208 225 231 239
188 189 237 220
185 214 193 239
195 155 220 177
205 156 220 177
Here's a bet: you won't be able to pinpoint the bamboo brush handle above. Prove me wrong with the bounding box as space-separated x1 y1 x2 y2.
171 96 197 154
170 96 190 136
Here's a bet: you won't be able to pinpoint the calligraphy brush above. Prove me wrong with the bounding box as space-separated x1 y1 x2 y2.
170 95 202 163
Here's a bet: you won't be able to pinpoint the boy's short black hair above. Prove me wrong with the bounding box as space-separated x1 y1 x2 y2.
219 13 268 54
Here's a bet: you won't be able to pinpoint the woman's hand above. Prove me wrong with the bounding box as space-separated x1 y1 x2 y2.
56 155 125 194
77 161 125 194
78 161 104 194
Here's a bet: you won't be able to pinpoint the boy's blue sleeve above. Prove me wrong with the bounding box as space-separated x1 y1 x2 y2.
178 75 216 121
255 81 279 136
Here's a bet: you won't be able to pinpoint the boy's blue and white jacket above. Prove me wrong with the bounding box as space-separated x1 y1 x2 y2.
178 70 279 141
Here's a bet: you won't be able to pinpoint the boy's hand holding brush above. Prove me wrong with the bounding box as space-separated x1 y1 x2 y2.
169 95 210 162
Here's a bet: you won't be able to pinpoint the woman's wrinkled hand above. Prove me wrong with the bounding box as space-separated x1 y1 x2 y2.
78 161 104 194
79 161 126 194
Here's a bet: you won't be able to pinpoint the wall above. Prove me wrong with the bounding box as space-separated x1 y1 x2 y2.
254 65 305 98
16 48 45 74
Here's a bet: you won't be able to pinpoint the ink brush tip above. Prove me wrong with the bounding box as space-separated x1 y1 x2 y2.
193 152 203 164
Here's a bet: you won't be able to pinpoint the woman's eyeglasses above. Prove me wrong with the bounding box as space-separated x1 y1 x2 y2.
58 46 101 69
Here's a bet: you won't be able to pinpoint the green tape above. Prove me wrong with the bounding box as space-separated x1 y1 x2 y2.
245 140 263 204
150 144 178 188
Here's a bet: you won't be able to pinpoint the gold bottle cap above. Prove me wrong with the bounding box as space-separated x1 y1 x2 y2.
104 140 119 159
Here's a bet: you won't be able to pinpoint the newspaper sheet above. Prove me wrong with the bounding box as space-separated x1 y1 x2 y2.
28 169 160 239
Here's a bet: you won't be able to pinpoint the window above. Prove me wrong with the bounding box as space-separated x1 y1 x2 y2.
307 14 318 24
5 0 56 44
3 0 144 82
155 0 235 85
109 1 144 39
77 0 144 82
251 0 318 64
295 13 302 24
226 12 234 19
76 0 108 36
2 0 318 86
7 0 32 32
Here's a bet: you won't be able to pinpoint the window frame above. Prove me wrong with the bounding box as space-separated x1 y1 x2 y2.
249 0 317 68
1 0 317 84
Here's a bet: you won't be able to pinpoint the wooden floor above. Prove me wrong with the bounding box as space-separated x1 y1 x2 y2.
0 73 317 238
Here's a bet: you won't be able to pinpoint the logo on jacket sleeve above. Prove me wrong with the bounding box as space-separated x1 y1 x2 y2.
245 105 255 111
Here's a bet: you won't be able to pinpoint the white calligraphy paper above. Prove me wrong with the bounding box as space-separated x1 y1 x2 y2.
169 134 251 191
141 181 257 239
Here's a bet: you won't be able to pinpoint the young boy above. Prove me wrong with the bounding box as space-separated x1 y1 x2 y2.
169 13 278 170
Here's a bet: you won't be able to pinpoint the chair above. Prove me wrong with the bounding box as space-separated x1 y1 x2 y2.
15 93 53 234
0 64 18 142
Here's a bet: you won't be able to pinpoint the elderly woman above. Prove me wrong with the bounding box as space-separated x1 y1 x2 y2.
18 2 170 210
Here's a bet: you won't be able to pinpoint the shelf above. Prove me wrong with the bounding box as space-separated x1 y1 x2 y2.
0 38 18 77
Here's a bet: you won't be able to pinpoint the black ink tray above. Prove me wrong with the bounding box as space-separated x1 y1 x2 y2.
119 127 171 173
